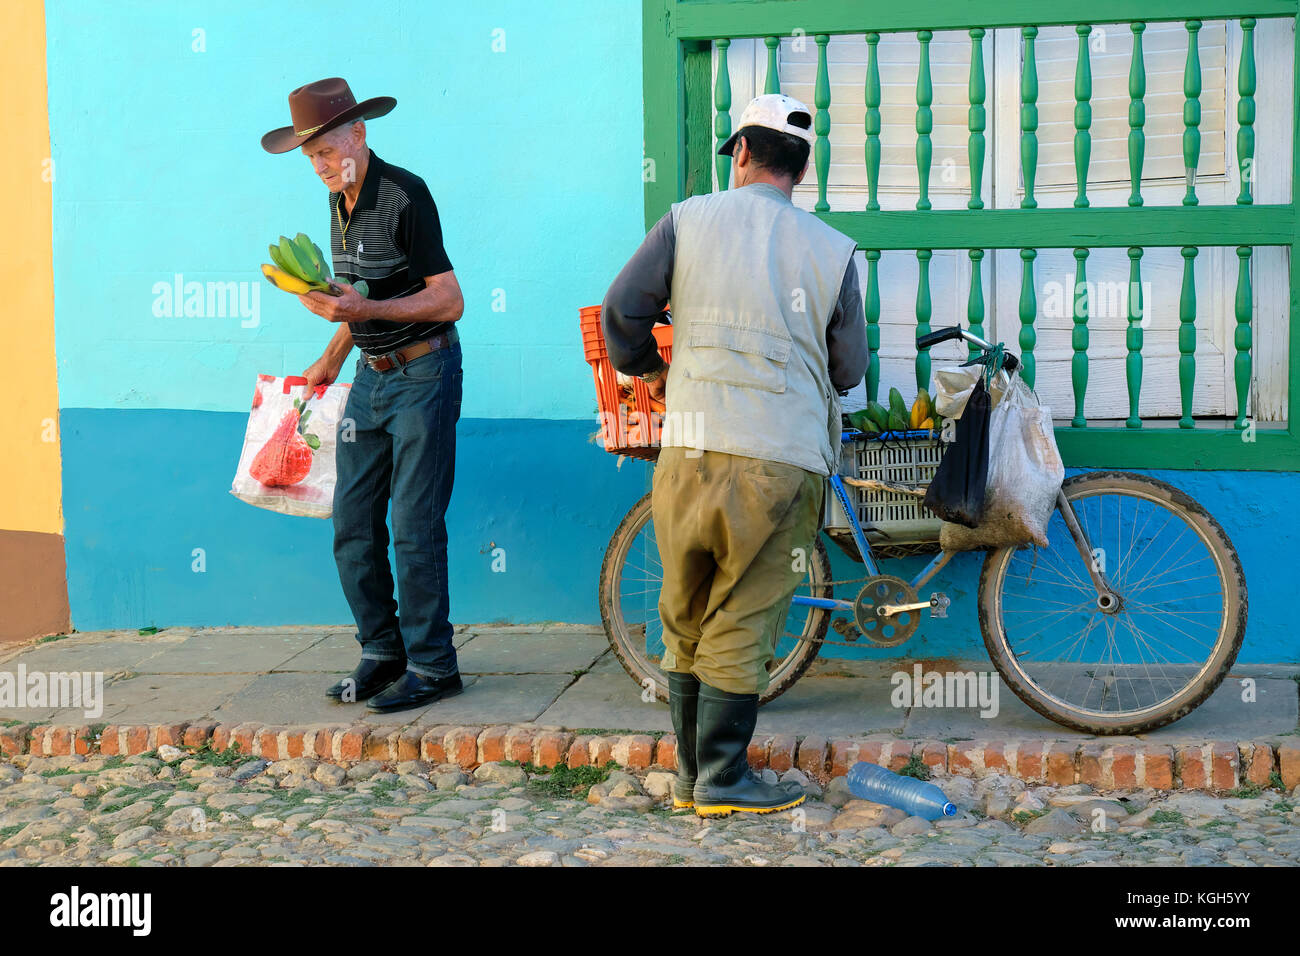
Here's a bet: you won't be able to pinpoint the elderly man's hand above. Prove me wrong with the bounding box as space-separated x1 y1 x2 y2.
299 283 369 323
647 373 667 405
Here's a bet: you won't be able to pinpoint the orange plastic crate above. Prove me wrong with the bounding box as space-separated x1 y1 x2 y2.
580 305 673 461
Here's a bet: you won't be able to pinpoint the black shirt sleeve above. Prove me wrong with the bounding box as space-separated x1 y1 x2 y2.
827 256 868 395
397 183 454 278
602 212 675 376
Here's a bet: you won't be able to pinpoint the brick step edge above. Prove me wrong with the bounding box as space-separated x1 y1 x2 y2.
3 722 1298 792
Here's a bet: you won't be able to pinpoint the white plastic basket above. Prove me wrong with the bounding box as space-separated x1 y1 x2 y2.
834 434 945 548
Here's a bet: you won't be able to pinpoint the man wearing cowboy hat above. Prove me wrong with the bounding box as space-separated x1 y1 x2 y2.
263 78 467 714
601 94 867 816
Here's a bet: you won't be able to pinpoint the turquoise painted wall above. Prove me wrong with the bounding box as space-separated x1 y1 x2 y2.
47 1 1299 663
46 0 642 416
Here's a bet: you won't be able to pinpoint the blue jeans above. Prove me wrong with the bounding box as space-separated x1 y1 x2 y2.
332 341 463 679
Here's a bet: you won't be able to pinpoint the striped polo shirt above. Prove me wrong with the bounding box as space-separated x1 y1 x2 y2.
328 149 454 356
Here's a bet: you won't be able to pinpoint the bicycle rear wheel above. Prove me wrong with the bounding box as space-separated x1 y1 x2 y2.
598 491 828 705
978 471 1247 735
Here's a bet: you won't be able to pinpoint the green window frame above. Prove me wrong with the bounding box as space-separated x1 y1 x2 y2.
642 0 1300 470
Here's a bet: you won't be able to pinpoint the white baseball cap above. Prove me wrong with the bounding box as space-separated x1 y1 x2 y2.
717 93 816 156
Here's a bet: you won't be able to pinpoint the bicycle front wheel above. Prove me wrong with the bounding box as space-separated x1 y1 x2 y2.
598 491 828 705
978 471 1247 735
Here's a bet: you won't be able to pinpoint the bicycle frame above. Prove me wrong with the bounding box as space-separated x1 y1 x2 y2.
794 324 1118 618
791 432 1118 618
791 430 956 615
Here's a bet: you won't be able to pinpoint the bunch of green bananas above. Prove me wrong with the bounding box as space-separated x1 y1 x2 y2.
261 233 369 299
845 386 943 436
846 400 891 434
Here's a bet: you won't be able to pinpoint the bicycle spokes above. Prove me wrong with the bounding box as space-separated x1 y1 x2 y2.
602 493 829 699
617 522 667 665
997 489 1227 716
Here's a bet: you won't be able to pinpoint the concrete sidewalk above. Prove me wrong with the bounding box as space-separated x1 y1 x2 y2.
1 624 1296 742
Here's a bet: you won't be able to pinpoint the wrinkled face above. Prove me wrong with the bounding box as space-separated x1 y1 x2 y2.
302 122 365 192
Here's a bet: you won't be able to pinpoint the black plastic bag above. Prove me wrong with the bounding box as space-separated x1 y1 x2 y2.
922 377 991 528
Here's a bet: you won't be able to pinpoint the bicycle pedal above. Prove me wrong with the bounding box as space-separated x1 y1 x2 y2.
928 592 951 618
830 618 862 642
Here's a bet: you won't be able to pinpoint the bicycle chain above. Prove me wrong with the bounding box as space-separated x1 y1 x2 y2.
783 574 886 647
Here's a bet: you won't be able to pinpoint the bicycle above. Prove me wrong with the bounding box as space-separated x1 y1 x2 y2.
598 325 1248 735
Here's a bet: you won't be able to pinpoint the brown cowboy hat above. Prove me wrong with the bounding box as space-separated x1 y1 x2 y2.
261 77 396 154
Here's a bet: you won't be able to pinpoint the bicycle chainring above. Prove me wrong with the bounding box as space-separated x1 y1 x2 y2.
852 575 922 647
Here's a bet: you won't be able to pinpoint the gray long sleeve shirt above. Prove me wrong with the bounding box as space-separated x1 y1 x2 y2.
601 211 868 395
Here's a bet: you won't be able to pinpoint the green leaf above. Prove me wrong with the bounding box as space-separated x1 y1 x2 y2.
304 433 320 450
298 410 312 428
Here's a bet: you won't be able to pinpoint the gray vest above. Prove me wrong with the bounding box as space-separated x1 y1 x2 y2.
662 182 857 476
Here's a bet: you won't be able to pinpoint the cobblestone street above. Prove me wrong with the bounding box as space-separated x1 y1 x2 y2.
2 752 1297 867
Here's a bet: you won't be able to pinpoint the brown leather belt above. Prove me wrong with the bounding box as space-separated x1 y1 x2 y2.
365 327 459 372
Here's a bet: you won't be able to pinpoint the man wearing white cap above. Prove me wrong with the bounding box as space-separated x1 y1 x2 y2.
602 94 868 816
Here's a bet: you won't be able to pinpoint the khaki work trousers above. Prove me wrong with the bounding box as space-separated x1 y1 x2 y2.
651 446 824 695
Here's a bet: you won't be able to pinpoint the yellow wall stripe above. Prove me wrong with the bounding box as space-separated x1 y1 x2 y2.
1 0 62 535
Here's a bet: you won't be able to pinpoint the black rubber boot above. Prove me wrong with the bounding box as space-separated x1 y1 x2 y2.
667 672 700 808
693 682 806 817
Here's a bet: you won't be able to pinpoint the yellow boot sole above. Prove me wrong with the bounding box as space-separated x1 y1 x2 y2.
672 797 695 809
693 793 806 818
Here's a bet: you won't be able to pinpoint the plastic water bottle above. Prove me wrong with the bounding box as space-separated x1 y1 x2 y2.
846 762 957 821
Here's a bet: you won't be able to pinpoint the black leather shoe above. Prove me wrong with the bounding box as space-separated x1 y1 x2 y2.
325 658 406 702
667 672 700 808
366 670 464 713
692 681 805 817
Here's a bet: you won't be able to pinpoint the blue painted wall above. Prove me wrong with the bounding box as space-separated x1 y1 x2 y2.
58 405 1300 663
59 410 650 630
47 1 1299 663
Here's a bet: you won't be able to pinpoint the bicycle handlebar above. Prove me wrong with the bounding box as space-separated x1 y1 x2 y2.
916 324 1019 373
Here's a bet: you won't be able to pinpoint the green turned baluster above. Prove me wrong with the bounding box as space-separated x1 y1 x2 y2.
968 29 986 209
1019 249 1038 388
1178 246 1199 427
916 30 933 211
1074 25 1093 208
865 33 882 211
764 36 781 94
1020 27 1039 209
815 34 831 212
967 250 985 362
1071 248 1090 427
1237 18 1257 204
1125 247 1145 428
1128 22 1146 206
1234 246 1253 429
916 250 933 391
714 39 732 191
1233 22 1256 429
865 250 881 403
1183 20 1202 206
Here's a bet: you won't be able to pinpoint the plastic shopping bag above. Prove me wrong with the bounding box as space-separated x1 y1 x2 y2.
922 377 992 528
939 376 1064 551
230 374 350 519
932 364 1010 419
